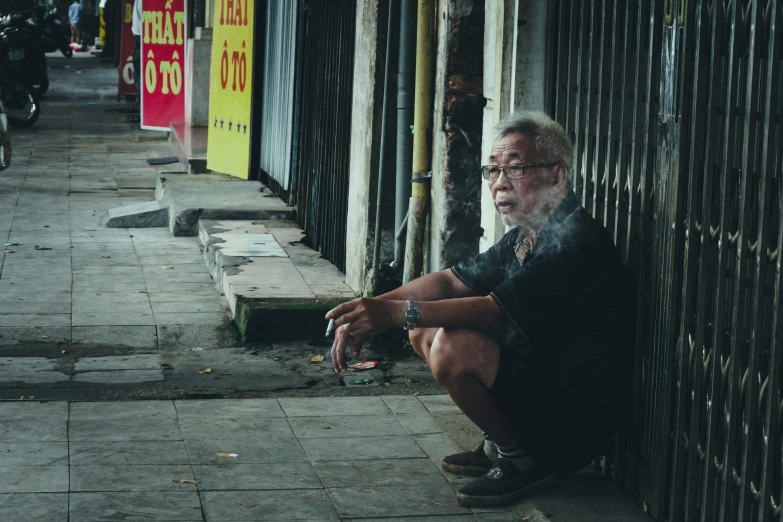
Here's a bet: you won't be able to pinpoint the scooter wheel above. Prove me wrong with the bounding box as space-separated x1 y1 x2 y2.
4 82 40 129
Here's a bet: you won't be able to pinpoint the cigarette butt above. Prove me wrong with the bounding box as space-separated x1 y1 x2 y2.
325 319 335 337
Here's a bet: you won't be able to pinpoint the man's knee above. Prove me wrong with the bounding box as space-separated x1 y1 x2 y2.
429 329 500 388
408 327 432 360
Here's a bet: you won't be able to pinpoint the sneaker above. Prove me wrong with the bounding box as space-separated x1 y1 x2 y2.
442 442 496 477
455 458 557 507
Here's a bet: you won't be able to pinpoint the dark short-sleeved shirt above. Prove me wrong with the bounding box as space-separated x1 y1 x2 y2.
451 191 633 400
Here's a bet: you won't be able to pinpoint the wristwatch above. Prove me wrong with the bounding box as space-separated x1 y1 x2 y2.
403 300 420 330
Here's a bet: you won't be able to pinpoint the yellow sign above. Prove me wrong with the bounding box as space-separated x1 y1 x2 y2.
207 0 254 179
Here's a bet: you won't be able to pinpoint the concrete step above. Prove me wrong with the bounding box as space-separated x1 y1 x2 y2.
157 174 295 236
198 219 356 342
103 200 169 228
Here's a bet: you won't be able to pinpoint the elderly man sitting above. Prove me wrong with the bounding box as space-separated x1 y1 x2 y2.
326 110 633 507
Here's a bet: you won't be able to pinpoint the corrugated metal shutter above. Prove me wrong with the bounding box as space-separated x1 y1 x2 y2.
258 0 299 191
295 0 356 272
547 0 783 520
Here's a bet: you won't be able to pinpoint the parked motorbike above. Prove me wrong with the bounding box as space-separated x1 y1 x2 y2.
0 12 50 97
0 55 40 128
33 8 72 58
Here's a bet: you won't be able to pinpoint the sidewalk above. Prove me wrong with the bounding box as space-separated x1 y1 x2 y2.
0 56 234 349
3 395 515 521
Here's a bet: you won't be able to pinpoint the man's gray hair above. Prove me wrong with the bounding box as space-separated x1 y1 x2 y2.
494 110 574 190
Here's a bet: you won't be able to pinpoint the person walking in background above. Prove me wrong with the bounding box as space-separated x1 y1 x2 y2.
68 0 84 44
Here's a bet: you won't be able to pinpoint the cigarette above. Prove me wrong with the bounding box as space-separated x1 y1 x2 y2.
325 319 335 338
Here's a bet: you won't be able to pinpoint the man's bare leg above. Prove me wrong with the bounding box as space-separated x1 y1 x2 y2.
430 328 516 445
409 327 515 445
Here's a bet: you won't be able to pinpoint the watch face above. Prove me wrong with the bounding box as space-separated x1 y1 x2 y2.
405 309 420 322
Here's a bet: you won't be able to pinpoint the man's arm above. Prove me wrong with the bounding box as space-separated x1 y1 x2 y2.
375 268 479 302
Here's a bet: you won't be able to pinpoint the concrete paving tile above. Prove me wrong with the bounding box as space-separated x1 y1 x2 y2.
73 265 144 276
201 489 340 521
0 289 72 303
71 281 147 293
69 401 181 441
313 458 446 488
3 236 70 249
0 466 68 493
0 314 71 327
70 233 134 244
395 414 446 435
0 493 68 521
412 433 465 467
70 242 136 252
0 357 70 384
71 325 158 348
72 312 156 327
0 404 68 440
289 415 407 439
184 437 307 464
69 491 202 521
151 301 226 314
327 484 466 518
73 370 164 383
382 395 431 414
70 464 197 492
279 397 391 417
70 441 189 466
0 270 73 283
146 282 221 294
175 398 285 419
137 254 205 265
0 326 72 345
300 436 426 462
153 312 230 325
0 301 71 314
178 417 295 441
0 442 68 466
156 323 238 350
148 291 222 303
142 270 214 285
193 462 322 491
71 254 141 266
75 354 160 371
72 298 152 314
418 395 461 413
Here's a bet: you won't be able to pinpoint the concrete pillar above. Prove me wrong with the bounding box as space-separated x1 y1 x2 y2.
479 0 547 250
426 0 485 272
345 0 387 294
185 27 212 127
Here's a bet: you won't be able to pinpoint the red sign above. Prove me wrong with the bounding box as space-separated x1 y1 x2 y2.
140 0 186 131
118 0 136 97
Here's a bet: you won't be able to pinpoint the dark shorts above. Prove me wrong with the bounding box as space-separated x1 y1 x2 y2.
488 348 619 473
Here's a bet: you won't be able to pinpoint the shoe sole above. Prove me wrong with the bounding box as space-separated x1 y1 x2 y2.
455 473 558 507
441 461 493 477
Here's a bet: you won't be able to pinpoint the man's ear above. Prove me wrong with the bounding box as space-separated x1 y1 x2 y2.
552 164 569 191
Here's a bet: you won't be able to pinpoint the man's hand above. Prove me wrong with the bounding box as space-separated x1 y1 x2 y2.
330 325 365 373
325 298 406 373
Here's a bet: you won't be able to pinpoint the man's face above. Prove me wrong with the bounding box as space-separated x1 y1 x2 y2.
488 132 557 229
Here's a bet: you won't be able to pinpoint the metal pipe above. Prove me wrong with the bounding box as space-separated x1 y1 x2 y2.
402 0 435 284
394 0 416 266
372 0 397 290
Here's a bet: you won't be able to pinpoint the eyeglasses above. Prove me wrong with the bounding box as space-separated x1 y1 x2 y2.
480 163 559 181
